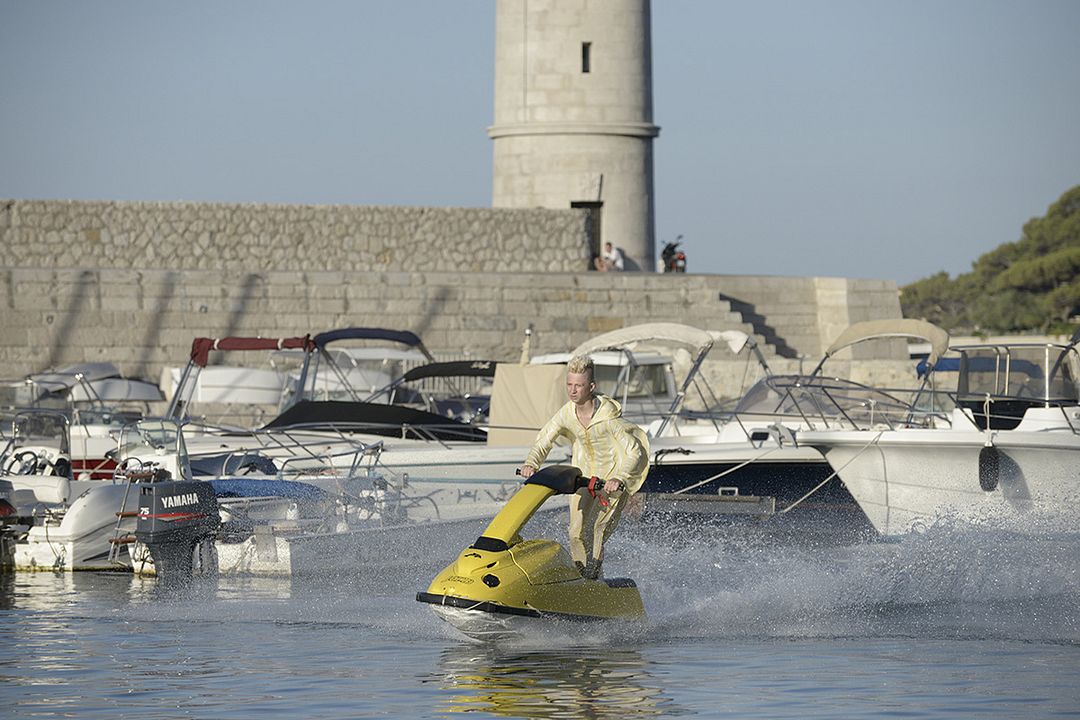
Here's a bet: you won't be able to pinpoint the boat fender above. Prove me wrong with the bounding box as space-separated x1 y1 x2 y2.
978 445 999 492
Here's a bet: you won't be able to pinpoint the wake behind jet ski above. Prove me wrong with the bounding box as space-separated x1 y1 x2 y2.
417 465 645 640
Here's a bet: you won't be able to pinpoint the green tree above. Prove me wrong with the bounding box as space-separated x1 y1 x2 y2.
902 184 1080 334
900 271 971 330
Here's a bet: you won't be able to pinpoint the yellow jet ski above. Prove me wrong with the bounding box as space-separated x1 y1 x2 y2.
417 465 645 639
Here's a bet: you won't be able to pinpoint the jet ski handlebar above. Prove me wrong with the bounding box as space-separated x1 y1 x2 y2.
517 464 614 504
467 466 618 555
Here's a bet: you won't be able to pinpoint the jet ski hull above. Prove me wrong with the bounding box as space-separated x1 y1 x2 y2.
419 588 638 641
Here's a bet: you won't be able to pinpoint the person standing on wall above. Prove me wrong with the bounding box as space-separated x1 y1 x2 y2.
518 355 649 579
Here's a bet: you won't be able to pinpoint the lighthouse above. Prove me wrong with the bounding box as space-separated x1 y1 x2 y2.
490 0 660 271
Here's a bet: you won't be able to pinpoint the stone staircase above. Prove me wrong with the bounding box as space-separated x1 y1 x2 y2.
717 293 801 359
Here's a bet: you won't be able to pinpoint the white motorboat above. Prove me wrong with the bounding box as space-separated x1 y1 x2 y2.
167 330 492 444
172 333 525 523
1 409 167 571
634 319 951 535
2 362 165 479
13 480 141 571
160 327 437 429
796 335 1080 536
119 418 511 579
4 411 226 572
2 412 376 573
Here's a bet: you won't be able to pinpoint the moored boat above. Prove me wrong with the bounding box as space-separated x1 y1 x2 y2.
797 334 1080 536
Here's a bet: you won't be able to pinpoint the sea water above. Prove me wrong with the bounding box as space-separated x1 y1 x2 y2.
2 517 1079 719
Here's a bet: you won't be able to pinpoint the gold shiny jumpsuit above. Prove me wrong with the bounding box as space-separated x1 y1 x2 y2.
523 395 649 576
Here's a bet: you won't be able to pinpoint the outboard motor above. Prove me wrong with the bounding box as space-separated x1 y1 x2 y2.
135 481 220 584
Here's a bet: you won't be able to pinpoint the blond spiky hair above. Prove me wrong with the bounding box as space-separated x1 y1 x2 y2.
566 354 595 382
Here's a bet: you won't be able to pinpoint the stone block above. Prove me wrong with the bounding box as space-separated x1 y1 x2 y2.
585 317 624 333
0 327 29 347
99 293 143 312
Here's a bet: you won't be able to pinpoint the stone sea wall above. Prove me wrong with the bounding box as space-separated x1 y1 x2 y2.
0 200 593 273
0 199 907 399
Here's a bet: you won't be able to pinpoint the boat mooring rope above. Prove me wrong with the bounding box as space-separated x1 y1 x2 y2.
775 430 884 515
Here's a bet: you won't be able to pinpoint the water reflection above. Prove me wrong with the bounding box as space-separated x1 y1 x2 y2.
0 571 307 615
0 570 142 611
433 644 684 719
0 571 14 610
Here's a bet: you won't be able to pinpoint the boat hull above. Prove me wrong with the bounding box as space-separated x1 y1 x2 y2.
802 424 1080 536
13 483 139 572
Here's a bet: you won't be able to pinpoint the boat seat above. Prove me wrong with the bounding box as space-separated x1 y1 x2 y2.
9 476 71 506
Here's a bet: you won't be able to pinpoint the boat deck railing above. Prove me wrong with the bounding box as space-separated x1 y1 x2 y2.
651 374 946 437
655 384 1080 439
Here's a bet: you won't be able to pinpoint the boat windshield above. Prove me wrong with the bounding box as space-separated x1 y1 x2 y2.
10 411 69 453
957 345 1080 403
283 347 429 402
594 363 669 400
116 419 189 475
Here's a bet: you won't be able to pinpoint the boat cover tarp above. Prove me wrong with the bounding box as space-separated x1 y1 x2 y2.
401 360 498 383
262 400 487 441
486 364 567 447
313 328 428 355
714 330 753 356
571 323 716 357
26 363 123 394
68 378 163 403
190 336 314 368
824 319 949 368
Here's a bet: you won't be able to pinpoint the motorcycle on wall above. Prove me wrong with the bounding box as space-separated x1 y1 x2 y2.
660 236 687 273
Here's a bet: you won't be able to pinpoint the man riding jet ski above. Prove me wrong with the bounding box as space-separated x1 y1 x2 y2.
417 465 645 639
520 353 650 580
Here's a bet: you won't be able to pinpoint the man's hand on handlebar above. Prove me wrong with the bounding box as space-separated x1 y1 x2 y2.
518 465 536 478
603 479 624 494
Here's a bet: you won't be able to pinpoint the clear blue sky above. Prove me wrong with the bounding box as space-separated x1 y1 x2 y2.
2 1 1077 284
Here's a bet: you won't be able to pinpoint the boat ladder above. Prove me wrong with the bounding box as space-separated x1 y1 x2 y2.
106 466 163 565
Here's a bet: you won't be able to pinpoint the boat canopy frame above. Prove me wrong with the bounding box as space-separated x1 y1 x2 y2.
167 336 315 420
814 319 950 376
569 322 772 438
296 328 435 405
